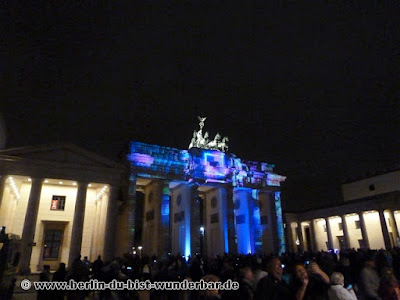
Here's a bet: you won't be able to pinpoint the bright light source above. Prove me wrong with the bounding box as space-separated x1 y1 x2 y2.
44 180 49 183
28 178 31 181
200 226 205 234
88 184 92 187
73 182 77 186
59 181 63 184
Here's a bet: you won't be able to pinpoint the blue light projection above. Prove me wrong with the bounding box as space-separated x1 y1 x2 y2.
252 189 263 254
128 142 285 188
161 184 170 222
274 191 286 254
234 188 252 254
128 141 286 257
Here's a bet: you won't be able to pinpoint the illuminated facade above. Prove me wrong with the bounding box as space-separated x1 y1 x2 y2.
126 141 287 258
285 170 400 252
0 144 126 273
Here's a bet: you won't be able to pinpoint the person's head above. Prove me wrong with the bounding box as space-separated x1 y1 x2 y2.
240 266 253 280
58 263 66 271
201 274 220 297
267 257 283 280
365 258 376 268
294 263 308 282
330 272 344 286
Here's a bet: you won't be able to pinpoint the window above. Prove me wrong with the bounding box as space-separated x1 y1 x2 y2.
50 196 66 211
338 222 343 231
43 230 62 259
355 220 360 229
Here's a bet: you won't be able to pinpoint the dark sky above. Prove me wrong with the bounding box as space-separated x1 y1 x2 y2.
2 2 400 211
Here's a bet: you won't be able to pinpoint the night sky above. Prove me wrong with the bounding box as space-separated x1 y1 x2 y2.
2 2 400 211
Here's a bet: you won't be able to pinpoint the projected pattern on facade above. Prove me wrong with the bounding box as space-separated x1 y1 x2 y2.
128 142 283 188
128 140 287 256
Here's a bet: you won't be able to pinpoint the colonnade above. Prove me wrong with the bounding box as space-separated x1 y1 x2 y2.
287 208 400 252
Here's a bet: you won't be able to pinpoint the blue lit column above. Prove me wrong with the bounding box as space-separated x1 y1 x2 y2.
128 174 137 249
224 186 237 254
160 181 171 254
274 192 286 254
259 191 278 253
233 188 252 254
190 184 201 257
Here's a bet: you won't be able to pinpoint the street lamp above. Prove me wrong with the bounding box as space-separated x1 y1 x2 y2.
138 246 143 257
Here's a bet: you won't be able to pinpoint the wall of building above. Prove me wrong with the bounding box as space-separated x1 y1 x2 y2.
342 171 400 201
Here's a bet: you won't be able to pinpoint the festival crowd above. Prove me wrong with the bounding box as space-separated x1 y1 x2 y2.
36 247 400 300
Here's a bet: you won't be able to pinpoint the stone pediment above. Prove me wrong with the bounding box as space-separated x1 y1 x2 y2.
0 143 122 169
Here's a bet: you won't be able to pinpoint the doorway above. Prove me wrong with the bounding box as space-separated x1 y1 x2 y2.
39 221 68 271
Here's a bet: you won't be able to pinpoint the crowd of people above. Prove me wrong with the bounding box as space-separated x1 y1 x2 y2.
37 247 400 300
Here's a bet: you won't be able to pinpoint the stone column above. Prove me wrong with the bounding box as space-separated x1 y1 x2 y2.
0 175 6 211
379 210 392 249
18 178 43 275
358 211 370 249
68 182 88 267
159 180 171 255
325 217 334 250
103 185 119 262
285 221 294 253
309 219 317 252
387 210 399 242
341 215 351 249
297 221 304 252
224 186 237 254
89 197 101 260
128 175 137 248
190 184 201 256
